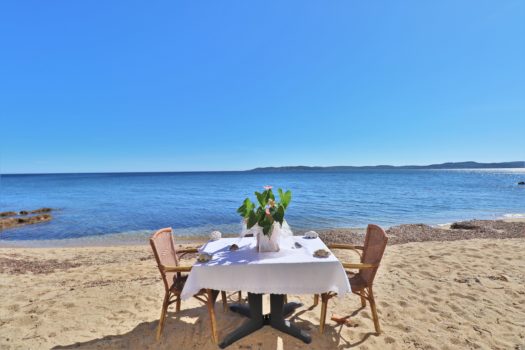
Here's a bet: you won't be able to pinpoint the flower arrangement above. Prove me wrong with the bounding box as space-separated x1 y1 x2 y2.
237 186 292 236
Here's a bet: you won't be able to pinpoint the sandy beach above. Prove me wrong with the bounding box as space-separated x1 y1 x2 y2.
1 221 524 350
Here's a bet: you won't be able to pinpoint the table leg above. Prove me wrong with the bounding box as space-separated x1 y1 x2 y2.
219 293 264 349
220 293 310 348
269 294 311 344
230 294 303 320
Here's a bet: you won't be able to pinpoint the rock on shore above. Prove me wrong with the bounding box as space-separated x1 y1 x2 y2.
0 209 54 231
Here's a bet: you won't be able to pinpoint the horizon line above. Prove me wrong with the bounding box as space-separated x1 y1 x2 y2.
1 160 524 176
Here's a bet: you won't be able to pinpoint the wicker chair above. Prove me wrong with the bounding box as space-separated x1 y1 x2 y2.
150 227 228 343
314 224 388 334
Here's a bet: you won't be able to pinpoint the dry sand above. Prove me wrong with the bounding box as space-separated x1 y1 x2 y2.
1 236 524 350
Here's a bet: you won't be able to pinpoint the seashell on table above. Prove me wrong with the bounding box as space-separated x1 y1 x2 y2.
304 231 319 239
209 231 222 241
197 253 213 263
313 249 330 258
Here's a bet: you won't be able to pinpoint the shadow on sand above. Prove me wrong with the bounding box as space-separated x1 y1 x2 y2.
52 301 375 349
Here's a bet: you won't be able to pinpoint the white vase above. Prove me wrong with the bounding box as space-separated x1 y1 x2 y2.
256 224 281 252
241 220 292 253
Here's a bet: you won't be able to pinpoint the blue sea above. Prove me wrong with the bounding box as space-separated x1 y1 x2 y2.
1 169 524 245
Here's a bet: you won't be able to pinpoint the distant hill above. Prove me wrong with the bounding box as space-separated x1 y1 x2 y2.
248 161 525 172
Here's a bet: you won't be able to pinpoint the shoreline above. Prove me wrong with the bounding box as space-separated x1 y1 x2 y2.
1 217 523 249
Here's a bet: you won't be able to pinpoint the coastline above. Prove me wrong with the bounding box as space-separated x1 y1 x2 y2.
1 216 523 248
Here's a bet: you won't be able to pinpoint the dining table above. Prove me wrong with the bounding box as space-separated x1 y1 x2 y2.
180 235 351 348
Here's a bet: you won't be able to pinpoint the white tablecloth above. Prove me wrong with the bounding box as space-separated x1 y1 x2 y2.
180 236 351 300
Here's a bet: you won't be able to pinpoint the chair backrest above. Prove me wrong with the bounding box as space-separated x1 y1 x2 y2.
150 227 180 292
360 224 388 286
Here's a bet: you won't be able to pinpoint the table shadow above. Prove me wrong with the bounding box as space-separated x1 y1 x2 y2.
49 300 372 349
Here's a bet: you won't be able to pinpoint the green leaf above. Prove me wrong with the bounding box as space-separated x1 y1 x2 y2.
278 189 292 209
255 191 267 207
247 211 258 228
259 214 272 226
236 203 245 215
268 189 275 201
257 213 265 226
285 190 292 207
262 224 272 236
237 198 254 218
273 205 285 225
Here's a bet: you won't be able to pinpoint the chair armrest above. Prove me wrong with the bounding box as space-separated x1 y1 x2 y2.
342 262 377 269
328 244 364 258
328 244 364 250
177 247 200 259
161 265 193 273
178 247 200 254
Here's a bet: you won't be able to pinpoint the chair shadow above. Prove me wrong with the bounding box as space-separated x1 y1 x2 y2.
51 301 375 349
52 304 234 350
290 302 378 349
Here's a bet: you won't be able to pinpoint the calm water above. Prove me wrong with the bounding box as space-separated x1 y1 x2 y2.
1 170 524 244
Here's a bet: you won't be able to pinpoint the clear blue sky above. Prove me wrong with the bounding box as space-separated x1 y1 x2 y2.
1 1 524 173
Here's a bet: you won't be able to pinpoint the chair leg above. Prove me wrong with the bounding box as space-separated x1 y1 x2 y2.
176 297 181 313
156 292 170 341
313 293 319 307
221 291 227 312
319 293 329 334
206 289 219 344
360 293 366 307
283 294 288 304
238 291 242 302
368 287 381 334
